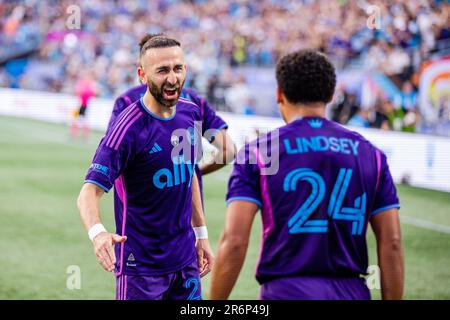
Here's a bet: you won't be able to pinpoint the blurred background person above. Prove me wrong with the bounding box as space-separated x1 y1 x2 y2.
70 71 96 141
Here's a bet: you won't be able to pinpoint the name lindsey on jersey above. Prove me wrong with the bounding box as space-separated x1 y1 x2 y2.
283 135 360 156
153 155 195 189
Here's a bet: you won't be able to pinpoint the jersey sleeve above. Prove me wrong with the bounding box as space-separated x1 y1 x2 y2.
371 149 400 217
226 145 262 209
84 125 135 192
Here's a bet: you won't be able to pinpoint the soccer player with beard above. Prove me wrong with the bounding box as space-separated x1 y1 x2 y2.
77 35 214 300
108 34 236 206
210 50 404 300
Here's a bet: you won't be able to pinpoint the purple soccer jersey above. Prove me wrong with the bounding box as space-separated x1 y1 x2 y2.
108 84 228 198
85 97 203 276
227 117 400 285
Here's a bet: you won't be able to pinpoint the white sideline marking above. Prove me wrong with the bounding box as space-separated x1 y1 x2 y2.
401 215 450 234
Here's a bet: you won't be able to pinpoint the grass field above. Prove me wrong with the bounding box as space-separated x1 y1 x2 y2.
0 115 449 299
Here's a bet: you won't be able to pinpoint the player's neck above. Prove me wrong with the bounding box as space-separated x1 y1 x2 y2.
142 92 176 118
284 102 326 123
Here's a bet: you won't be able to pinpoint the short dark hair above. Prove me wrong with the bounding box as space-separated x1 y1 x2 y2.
276 49 336 104
139 33 181 58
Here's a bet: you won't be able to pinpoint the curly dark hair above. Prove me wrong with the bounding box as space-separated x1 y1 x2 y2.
139 33 181 58
275 49 336 104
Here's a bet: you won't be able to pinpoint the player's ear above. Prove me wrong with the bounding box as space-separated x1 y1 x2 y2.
276 86 283 104
137 65 146 84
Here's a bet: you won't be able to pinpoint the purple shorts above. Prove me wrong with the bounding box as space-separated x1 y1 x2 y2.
116 259 201 300
260 275 371 300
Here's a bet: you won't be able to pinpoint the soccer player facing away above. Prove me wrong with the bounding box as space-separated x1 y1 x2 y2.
108 34 236 199
210 50 404 300
77 35 214 300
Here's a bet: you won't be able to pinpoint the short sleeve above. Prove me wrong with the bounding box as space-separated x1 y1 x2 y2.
226 145 262 208
84 125 135 192
371 150 400 217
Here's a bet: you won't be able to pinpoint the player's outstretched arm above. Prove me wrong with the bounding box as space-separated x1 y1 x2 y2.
370 208 404 300
199 129 236 175
191 171 214 277
77 183 126 272
210 200 257 300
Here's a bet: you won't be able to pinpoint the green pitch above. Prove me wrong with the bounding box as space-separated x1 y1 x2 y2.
0 115 449 299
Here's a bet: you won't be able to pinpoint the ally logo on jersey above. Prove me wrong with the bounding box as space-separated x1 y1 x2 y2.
151 127 200 190
153 155 196 189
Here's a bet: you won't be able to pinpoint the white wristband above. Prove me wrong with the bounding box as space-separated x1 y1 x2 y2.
88 223 107 242
193 226 208 239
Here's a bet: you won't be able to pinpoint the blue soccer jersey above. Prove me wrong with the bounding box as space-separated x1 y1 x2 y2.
226 117 400 284
85 97 203 276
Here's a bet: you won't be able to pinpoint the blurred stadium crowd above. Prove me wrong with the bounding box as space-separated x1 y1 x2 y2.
0 0 449 134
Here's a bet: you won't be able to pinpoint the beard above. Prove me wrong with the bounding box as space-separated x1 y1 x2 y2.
147 77 184 108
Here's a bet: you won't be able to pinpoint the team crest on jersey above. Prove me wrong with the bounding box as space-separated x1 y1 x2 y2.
308 119 323 129
171 135 180 146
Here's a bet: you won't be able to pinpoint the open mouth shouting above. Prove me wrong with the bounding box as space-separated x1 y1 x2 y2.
163 87 179 100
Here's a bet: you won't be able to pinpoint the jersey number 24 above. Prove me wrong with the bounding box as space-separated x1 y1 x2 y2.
283 168 366 235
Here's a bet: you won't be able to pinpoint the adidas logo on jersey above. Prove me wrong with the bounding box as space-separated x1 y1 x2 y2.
149 143 162 154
